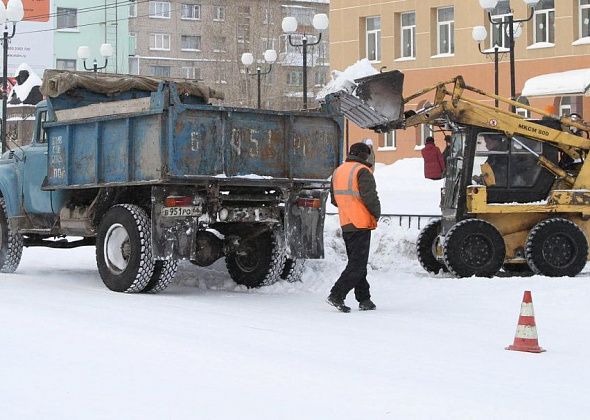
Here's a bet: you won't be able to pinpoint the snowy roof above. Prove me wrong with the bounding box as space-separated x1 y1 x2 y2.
316 59 378 100
521 68 590 97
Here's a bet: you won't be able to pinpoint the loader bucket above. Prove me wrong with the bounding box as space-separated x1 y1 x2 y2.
355 70 405 127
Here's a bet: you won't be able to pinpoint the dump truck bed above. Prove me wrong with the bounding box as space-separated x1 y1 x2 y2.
41 73 343 190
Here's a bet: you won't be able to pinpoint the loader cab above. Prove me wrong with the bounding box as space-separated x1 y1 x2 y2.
440 121 560 232
471 121 559 204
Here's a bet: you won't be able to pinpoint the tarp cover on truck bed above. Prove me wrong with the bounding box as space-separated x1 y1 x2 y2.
40 70 224 101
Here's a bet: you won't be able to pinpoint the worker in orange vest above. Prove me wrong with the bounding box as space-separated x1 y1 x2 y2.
328 142 381 313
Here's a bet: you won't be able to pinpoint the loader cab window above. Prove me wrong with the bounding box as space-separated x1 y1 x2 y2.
473 133 509 187
472 130 556 203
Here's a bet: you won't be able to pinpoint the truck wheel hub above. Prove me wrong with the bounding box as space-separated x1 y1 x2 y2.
104 223 131 274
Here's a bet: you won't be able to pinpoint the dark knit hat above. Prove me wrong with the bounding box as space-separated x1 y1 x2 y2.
349 142 371 160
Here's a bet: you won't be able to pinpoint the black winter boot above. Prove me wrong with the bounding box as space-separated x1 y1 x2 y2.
359 299 376 311
327 294 351 313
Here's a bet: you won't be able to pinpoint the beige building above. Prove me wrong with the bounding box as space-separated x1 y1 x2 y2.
330 0 590 164
129 0 330 110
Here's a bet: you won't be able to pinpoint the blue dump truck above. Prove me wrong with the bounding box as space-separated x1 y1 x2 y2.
0 71 342 293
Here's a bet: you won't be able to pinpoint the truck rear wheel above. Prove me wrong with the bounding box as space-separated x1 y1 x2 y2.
417 219 447 274
280 258 305 283
443 219 505 278
525 218 588 277
226 228 284 288
142 259 179 293
0 197 23 273
96 204 155 293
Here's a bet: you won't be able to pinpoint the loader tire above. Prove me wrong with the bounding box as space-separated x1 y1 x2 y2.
226 228 284 288
525 218 587 277
416 219 447 274
96 204 155 293
0 197 23 273
443 219 505 278
280 257 305 283
142 259 179 293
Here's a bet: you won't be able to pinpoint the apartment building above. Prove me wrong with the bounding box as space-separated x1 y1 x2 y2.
54 0 130 74
129 0 330 109
330 0 590 164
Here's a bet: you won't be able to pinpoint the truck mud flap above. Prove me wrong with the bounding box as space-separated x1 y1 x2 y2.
284 192 327 259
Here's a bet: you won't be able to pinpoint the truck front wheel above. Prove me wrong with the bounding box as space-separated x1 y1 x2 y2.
96 204 155 293
226 228 284 288
0 197 23 273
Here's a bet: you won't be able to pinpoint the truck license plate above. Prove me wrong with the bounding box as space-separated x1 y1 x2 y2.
161 206 201 217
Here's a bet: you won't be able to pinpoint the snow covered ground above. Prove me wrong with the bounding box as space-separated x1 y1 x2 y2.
2 159 590 419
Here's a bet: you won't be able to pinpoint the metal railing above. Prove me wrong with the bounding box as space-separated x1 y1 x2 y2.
326 213 441 230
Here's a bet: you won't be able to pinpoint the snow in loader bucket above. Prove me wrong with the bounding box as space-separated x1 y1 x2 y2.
331 70 405 132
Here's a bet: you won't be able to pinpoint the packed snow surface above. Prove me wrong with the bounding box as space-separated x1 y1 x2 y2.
1 158 589 419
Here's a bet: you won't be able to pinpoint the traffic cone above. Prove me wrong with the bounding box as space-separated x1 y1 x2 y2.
506 291 546 353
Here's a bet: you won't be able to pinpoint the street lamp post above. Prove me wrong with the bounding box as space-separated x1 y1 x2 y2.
478 0 540 108
281 13 329 109
77 44 114 73
472 26 501 107
240 49 277 109
0 0 24 155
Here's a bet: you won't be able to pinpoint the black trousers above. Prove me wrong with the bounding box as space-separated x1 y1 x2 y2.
330 230 371 302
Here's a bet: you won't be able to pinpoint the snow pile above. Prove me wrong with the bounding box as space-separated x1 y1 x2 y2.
316 58 378 99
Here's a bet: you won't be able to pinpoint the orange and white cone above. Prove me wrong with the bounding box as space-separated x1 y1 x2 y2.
506 291 546 353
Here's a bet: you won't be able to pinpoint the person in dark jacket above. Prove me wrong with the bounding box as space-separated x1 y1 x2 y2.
421 136 445 180
328 142 381 313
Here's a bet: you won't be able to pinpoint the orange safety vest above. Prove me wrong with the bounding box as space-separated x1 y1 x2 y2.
332 161 377 230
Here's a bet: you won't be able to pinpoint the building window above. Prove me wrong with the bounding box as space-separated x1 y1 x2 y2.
516 107 530 118
314 71 326 86
533 0 555 44
213 36 226 52
56 58 76 70
181 35 201 51
263 8 271 24
401 11 416 58
287 71 303 86
129 33 137 56
181 4 200 20
580 0 590 38
149 1 171 19
366 16 381 62
150 33 170 50
262 38 276 51
420 124 433 147
56 8 77 30
238 6 250 15
182 67 201 80
490 0 511 48
214 6 225 21
560 97 572 116
383 131 396 150
129 2 137 18
215 68 227 84
437 7 454 55
151 66 171 77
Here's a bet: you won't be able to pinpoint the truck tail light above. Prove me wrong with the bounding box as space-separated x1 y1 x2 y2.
164 196 193 207
296 198 321 209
